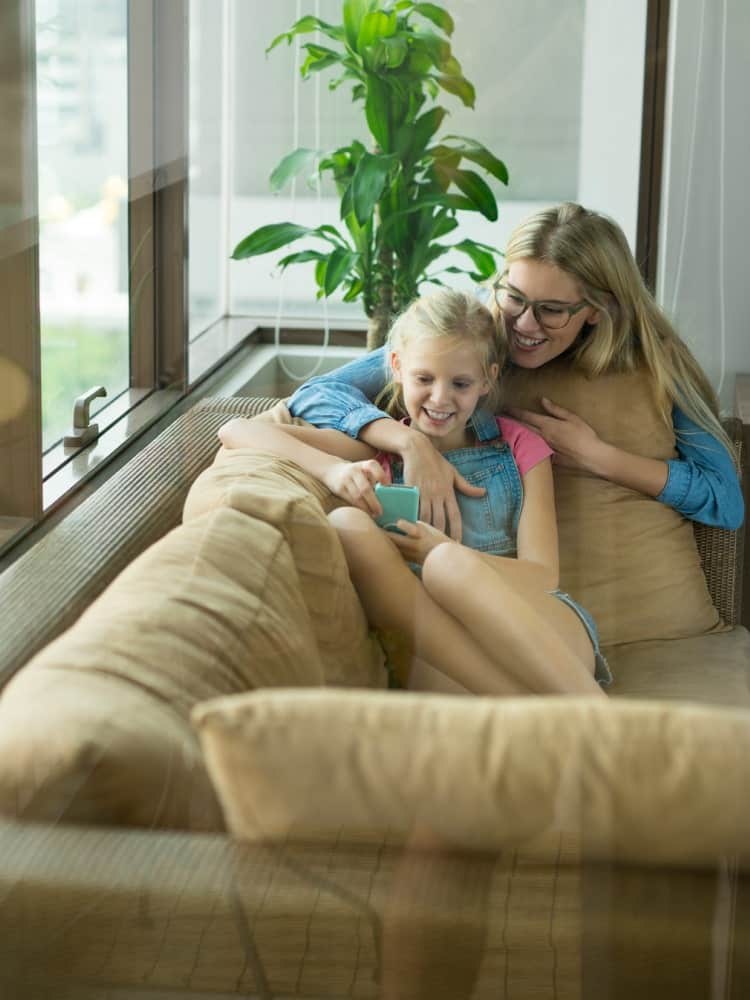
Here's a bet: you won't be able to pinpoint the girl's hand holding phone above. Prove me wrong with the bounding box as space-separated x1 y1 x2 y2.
323 459 386 515
387 519 453 565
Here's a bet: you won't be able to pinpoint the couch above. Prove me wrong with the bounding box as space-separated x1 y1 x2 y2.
0 369 749 999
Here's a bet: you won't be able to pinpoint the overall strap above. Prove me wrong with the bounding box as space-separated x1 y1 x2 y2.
469 407 501 442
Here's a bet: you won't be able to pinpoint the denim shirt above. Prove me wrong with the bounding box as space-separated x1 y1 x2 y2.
288 345 744 530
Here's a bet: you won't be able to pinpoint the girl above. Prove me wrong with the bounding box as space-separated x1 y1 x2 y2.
220 289 609 698
286 203 743 541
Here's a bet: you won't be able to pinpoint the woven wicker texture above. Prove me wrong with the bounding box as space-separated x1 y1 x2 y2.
691 417 745 626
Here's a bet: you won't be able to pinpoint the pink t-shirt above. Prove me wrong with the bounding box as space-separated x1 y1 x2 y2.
377 416 551 480
495 416 552 476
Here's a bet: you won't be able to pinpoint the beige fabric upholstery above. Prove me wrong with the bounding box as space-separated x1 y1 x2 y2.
606 627 750 706
503 364 723 646
184 445 386 690
0 508 325 830
193 687 750 868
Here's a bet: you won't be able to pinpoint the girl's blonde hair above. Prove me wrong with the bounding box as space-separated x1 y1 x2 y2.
377 288 506 418
492 202 731 451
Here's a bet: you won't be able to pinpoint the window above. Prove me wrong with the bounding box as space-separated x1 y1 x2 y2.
35 0 131 452
1 0 197 550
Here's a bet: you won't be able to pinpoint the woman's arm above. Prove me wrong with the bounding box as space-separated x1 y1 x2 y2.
287 346 391 438
218 418 385 514
510 399 744 529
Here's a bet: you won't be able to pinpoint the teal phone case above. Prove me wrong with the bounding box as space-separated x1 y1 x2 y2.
374 483 420 533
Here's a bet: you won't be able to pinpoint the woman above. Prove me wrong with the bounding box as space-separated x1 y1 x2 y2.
287 202 743 539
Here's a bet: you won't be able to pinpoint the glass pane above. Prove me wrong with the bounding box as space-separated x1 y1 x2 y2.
35 0 130 451
228 1 646 323
189 0 226 340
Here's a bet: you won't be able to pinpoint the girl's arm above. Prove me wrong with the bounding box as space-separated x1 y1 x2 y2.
218 418 386 514
288 346 485 540
512 458 560 591
511 400 744 529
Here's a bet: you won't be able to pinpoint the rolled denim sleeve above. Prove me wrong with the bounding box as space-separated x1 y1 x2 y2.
288 346 391 439
656 405 744 529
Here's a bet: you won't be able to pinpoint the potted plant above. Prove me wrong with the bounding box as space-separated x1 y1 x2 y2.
232 0 508 349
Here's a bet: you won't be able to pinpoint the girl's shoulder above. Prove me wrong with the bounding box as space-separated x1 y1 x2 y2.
496 416 553 476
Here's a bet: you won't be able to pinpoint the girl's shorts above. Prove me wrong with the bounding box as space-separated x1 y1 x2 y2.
549 589 613 687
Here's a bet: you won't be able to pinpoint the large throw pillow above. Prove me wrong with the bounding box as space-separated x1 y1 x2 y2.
184 414 386 690
503 363 723 647
0 508 324 829
193 687 750 868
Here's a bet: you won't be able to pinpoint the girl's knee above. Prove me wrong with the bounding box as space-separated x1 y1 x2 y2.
328 505 375 533
423 542 478 592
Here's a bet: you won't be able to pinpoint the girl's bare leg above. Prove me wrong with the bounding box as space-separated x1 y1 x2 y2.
422 543 605 697
328 508 527 695
408 657 472 695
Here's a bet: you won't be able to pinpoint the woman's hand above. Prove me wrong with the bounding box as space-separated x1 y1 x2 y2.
387 520 453 565
322 459 386 515
509 397 608 473
401 433 485 540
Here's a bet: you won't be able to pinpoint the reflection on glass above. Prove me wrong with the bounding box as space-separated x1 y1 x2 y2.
35 0 130 451
189 0 226 341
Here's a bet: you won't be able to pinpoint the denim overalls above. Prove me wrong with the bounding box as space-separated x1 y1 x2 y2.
390 408 523 557
388 408 612 686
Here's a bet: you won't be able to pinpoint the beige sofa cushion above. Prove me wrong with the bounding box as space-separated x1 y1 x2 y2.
503 364 723 647
193 687 750 868
185 443 386 690
0 507 324 829
606 627 750 706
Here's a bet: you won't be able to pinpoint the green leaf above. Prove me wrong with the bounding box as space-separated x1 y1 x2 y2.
435 73 475 108
277 249 327 270
269 148 318 192
411 30 451 71
395 106 447 161
435 136 509 184
358 9 396 49
232 223 313 259
267 16 344 55
316 223 350 245
343 0 374 50
352 152 398 226
451 239 498 278
448 168 498 220
324 247 359 295
380 35 409 68
300 44 341 77
429 214 458 240
365 77 391 148
342 278 364 302
412 3 454 35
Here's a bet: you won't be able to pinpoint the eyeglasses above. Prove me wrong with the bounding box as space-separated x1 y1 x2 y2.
493 282 589 331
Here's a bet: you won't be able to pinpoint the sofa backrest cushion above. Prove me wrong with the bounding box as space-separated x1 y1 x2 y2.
193 687 750 868
0 507 325 830
503 364 723 647
184 443 387 690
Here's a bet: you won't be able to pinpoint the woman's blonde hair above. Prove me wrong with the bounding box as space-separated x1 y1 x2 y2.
377 288 506 418
492 202 730 451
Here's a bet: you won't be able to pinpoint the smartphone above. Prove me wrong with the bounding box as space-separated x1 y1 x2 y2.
374 483 420 533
